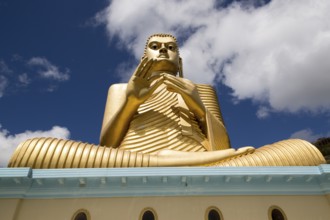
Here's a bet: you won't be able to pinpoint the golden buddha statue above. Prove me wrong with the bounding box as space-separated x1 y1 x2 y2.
8 34 325 168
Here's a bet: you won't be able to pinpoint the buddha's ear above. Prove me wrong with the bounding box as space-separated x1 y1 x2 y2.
178 57 183 78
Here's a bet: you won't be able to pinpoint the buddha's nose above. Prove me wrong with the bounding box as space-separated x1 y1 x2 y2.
159 45 167 53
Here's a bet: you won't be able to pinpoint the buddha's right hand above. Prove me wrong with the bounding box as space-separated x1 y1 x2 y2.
126 58 164 106
100 58 164 147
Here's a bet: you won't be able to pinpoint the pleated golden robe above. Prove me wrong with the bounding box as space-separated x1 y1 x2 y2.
101 83 231 153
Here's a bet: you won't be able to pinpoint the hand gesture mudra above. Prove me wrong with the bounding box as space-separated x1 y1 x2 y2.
126 57 206 121
126 58 164 106
162 74 206 120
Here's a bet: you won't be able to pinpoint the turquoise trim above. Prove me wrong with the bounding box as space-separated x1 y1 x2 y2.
0 165 329 198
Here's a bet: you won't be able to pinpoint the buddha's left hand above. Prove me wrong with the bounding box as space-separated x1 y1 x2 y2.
162 74 206 121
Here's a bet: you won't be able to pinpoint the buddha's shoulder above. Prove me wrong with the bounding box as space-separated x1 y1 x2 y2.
196 83 214 87
195 84 216 92
108 83 127 91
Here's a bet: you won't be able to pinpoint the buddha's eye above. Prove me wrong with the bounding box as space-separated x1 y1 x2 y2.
167 44 176 51
149 42 159 50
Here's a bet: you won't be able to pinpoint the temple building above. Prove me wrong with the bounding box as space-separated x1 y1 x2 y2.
1 34 329 219
0 166 330 219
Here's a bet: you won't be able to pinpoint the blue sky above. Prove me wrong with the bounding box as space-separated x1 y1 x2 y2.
1 0 330 166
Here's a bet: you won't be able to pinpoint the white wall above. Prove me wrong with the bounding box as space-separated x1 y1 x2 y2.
1 195 330 220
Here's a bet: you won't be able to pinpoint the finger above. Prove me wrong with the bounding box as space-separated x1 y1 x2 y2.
132 75 149 87
148 74 163 83
163 80 183 94
140 59 155 78
144 59 159 79
165 74 194 86
148 77 164 94
163 75 186 90
134 58 149 77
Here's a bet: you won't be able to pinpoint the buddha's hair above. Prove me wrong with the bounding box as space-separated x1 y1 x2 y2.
142 33 180 58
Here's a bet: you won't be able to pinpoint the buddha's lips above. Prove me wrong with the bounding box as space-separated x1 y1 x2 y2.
158 54 169 58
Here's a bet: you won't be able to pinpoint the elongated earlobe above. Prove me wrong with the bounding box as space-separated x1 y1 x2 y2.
179 57 183 78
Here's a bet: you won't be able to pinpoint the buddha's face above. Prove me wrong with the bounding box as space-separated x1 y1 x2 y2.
145 36 179 74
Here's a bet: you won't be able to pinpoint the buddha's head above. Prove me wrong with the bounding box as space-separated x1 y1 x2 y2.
143 33 183 77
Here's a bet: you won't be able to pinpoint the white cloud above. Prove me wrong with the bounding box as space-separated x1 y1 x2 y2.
289 128 329 142
27 57 70 81
0 60 11 97
0 125 70 167
18 73 31 86
11 54 23 62
0 56 69 97
0 60 12 74
97 0 330 115
0 75 8 97
256 106 271 119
